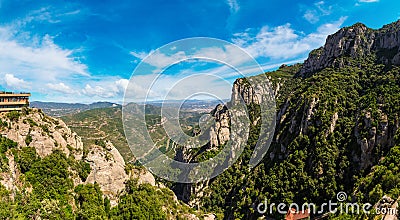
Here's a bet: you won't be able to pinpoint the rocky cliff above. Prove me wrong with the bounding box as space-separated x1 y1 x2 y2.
182 21 400 219
0 109 83 159
0 108 129 205
299 20 400 77
0 108 207 219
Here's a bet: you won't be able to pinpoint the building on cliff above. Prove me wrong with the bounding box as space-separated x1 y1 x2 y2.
0 92 31 112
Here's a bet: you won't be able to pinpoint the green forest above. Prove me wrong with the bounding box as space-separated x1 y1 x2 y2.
2 21 400 220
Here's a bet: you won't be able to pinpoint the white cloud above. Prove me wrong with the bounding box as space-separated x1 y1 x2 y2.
46 82 76 94
123 72 232 102
302 1 333 24
82 78 130 99
195 44 253 66
315 1 332 15
130 50 152 60
226 0 240 13
115 79 129 93
145 50 187 70
0 31 88 81
83 84 111 98
304 10 320 24
3 74 30 90
122 18 348 102
232 17 347 59
358 0 379 2
133 44 254 75
0 8 99 102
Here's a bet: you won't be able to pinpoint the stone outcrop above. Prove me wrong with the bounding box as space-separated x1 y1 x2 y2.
0 109 130 206
0 153 22 196
84 141 128 206
300 97 319 134
0 109 83 159
299 20 400 77
209 104 230 147
355 111 398 169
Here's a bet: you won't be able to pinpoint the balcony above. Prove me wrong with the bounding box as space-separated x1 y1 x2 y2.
0 101 28 106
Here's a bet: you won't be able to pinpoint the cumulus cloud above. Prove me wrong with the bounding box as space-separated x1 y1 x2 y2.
130 50 152 60
82 78 130 99
131 44 254 75
0 7 94 102
3 74 30 90
145 51 187 70
46 82 76 94
232 17 347 59
124 72 232 102
115 79 129 93
0 30 88 81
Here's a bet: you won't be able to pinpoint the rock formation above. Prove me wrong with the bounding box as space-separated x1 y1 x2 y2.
0 109 83 159
0 108 130 205
299 21 400 77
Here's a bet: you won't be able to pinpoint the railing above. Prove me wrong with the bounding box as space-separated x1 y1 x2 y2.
0 91 31 95
0 101 28 105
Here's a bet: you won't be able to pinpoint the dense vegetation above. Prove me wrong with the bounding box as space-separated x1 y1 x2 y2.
62 104 205 163
61 107 134 162
3 21 400 220
0 136 199 219
195 53 400 219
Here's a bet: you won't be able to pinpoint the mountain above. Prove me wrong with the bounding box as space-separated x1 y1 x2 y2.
0 108 207 219
60 106 133 162
31 99 221 118
61 103 208 163
8 19 400 219
31 101 119 117
299 21 400 77
167 20 400 219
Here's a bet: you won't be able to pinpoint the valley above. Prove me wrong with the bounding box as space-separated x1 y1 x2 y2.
1 19 400 220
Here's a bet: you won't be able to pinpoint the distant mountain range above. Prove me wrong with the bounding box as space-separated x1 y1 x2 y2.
30 101 120 117
31 99 226 117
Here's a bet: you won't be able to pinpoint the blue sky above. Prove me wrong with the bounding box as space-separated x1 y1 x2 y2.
0 0 399 103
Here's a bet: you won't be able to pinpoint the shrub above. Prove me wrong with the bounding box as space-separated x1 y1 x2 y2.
24 118 38 127
6 111 20 121
25 134 33 146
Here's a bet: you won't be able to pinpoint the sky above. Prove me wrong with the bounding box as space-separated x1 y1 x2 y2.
0 0 399 103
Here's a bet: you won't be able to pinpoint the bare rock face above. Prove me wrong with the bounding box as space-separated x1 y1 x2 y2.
84 142 128 206
0 109 83 159
299 20 400 77
0 153 22 196
203 214 216 220
231 78 267 105
355 111 397 169
131 168 156 186
209 104 230 147
0 109 130 206
0 109 86 198
300 97 319 134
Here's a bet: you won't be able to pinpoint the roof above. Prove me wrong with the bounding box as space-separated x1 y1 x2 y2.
0 92 31 97
285 208 310 220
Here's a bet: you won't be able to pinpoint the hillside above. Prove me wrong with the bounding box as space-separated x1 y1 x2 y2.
0 109 205 219
166 20 400 219
61 104 208 163
61 106 134 162
31 101 119 117
7 20 400 220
